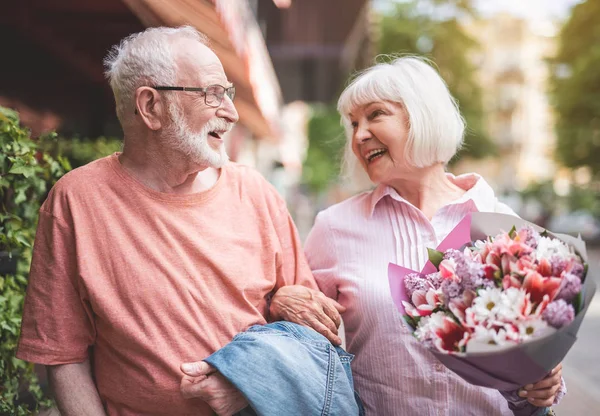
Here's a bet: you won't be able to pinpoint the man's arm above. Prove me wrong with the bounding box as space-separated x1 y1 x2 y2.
47 359 106 416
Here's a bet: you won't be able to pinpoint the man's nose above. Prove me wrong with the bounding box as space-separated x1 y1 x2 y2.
217 96 239 124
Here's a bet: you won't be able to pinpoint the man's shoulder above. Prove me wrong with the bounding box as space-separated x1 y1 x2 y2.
52 154 115 192
43 154 116 214
224 162 268 184
223 162 286 213
224 163 279 196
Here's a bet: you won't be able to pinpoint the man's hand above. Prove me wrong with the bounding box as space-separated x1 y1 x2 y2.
518 364 563 407
180 361 248 416
269 285 346 345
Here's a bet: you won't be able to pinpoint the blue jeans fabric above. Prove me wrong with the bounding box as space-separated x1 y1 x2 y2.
204 321 365 416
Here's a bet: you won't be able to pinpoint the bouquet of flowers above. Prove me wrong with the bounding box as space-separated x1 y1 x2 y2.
388 212 596 391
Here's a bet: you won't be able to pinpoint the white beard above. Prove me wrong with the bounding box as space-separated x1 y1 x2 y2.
165 101 233 168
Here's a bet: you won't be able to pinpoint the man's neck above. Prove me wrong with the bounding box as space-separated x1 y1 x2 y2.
118 144 220 195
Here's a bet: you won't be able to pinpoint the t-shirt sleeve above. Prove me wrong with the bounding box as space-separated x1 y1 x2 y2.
304 211 339 301
17 209 96 365
272 196 319 292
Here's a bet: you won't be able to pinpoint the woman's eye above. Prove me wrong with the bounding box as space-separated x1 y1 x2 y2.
351 121 358 129
370 110 383 119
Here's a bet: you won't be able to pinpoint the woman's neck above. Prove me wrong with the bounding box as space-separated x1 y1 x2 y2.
386 164 466 220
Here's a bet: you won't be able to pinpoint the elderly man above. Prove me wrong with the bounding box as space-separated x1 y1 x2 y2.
17 26 342 416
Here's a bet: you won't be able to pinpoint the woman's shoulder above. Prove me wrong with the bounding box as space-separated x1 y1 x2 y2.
314 189 374 228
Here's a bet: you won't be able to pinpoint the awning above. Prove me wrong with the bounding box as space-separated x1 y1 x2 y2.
121 0 283 140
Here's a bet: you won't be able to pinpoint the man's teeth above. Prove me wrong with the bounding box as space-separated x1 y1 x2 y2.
366 149 387 161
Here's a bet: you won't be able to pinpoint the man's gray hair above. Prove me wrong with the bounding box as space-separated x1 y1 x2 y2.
337 55 465 189
104 26 210 126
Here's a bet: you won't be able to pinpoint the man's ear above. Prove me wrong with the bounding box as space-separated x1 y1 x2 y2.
135 87 165 131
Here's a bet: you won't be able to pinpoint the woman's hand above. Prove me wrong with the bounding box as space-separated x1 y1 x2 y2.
269 285 346 345
518 364 563 407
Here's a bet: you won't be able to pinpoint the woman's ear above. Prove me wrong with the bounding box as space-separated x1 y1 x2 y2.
135 87 165 131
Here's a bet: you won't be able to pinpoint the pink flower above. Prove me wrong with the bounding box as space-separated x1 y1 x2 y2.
448 290 476 325
483 264 500 280
522 270 561 305
439 259 459 281
502 274 522 290
537 258 553 277
403 288 443 317
515 255 535 274
485 251 502 269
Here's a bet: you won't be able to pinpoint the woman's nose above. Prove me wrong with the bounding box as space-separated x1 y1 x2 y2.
353 125 371 144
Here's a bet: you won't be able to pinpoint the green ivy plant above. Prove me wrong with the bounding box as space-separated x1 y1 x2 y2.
0 106 70 414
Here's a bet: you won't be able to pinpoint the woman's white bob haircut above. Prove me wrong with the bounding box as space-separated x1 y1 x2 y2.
337 55 465 188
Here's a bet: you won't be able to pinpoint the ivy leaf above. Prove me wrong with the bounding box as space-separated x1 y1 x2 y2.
8 165 35 178
15 234 31 248
13 189 27 205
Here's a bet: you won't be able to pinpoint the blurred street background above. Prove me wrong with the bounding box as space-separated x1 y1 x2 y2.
1 0 599 414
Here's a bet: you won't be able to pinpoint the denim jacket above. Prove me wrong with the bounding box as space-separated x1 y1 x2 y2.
204 321 365 416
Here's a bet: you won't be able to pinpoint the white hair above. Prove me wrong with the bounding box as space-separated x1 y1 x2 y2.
165 99 232 168
337 56 465 188
104 26 210 126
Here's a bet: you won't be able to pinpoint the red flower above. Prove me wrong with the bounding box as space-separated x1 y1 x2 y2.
522 270 561 304
433 316 471 353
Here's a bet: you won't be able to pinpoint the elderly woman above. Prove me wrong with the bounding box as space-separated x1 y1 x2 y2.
271 57 563 415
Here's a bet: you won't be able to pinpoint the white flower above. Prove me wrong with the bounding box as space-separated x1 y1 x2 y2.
535 236 575 261
469 287 504 322
414 311 445 341
517 317 556 341
497 287 530 321
466 324 519 353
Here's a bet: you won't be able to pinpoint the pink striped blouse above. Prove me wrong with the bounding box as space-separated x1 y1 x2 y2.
304 173 521 416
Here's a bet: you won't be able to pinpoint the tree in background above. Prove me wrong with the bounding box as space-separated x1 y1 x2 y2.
302 105 346 194
378 0 495 161
549 0 600 180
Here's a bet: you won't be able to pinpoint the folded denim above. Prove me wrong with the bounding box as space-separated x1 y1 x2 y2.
204 321 364 416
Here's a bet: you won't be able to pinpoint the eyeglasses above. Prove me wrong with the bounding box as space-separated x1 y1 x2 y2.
152 84 236 108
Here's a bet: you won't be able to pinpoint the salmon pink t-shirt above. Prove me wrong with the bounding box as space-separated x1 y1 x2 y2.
17 153 317 415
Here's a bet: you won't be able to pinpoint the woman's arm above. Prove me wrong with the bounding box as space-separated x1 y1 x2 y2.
269 285 345 344
269 211 346 344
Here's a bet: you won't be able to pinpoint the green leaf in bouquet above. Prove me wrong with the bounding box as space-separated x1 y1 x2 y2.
572 291 583 314
508 225 517 239
427 248 444 268
403 314 420 330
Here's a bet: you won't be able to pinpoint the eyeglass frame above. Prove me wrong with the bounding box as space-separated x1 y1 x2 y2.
152 84 236 108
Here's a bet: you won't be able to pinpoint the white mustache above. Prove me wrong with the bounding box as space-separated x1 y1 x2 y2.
203 118 234 134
